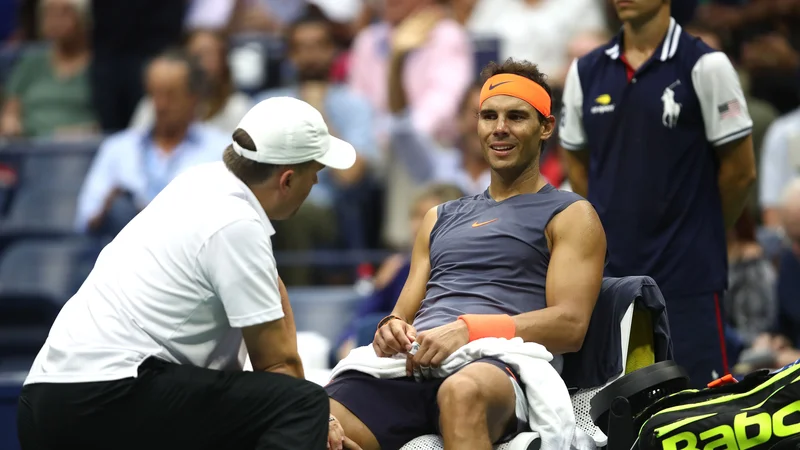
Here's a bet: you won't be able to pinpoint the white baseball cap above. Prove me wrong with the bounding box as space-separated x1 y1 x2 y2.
231 97 357 170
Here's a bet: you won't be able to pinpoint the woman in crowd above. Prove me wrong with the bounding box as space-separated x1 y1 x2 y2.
0 0 96 138
130 29 252 134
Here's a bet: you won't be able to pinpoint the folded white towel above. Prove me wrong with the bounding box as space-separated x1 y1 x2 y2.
330 337 579 450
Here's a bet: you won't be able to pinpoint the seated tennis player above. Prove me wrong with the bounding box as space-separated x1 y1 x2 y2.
324 58 607 450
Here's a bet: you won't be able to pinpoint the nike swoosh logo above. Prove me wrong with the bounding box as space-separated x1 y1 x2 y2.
488 81 511 90
472 219 498 228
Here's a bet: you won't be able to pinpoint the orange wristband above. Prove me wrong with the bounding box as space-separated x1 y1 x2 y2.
458 314 516 342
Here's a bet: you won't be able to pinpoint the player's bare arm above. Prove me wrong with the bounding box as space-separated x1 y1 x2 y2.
512 200 607 353
391 205 437 323
716 134 757 229
373 206 437 358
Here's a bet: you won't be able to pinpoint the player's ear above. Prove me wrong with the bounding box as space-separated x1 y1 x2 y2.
541 115 556 140
278 169 294 193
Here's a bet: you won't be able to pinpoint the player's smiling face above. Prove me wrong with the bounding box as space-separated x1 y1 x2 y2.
478 95 552 173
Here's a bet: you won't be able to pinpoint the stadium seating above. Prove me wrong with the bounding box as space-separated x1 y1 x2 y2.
18 151 95 193
287 285 363 343
0 140 98 246
0 237 100 356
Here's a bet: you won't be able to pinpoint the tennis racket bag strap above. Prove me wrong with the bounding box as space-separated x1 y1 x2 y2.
636 359 800 449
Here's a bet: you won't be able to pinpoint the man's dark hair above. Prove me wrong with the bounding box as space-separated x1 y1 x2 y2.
459 80 483 113
145 47 207 95
479 58 553 152
223 128 314 186
479 58 553 122
286 9 335 49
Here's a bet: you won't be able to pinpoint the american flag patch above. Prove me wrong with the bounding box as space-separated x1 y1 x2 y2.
717 100 741 119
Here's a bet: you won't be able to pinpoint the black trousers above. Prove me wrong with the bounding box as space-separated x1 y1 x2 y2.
16 358 329 450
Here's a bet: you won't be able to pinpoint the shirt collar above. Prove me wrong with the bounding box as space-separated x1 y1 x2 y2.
224 165 276 237
604 17 682 62
139 122 203 148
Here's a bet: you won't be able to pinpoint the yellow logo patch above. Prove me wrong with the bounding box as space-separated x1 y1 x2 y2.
595 94 612 105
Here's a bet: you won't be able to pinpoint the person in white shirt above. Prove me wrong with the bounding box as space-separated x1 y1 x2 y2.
17 97 357 450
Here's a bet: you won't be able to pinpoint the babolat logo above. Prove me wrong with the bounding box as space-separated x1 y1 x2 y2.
659 400 800 449
590 94 615 114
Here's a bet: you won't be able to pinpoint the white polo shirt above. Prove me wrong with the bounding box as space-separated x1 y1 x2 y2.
25 162 283 385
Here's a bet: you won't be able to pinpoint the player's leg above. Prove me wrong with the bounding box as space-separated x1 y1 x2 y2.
126 357 330 450
436 359 520 450
326 370 440 450
329 399 381 450
668 292 730 388
17 357 329 450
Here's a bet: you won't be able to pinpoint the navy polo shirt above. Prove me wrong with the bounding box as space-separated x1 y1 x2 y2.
559 18 753 297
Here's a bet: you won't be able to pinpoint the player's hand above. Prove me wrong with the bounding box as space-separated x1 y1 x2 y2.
328 414 345 450
373 318 417 357
407 320 469 376
343 436 363 450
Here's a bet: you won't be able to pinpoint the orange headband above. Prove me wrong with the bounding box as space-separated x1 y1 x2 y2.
479 74 551 117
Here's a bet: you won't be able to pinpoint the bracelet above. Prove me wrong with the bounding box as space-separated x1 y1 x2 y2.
377 314 403 330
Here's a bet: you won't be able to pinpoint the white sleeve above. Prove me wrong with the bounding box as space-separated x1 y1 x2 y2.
691 52 753 147
559 59 587 151
199 219 284 328
758 120 792 208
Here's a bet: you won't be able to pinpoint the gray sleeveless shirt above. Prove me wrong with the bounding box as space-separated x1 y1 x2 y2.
413 184 583 333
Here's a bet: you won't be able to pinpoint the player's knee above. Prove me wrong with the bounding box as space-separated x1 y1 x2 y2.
437 374 485 414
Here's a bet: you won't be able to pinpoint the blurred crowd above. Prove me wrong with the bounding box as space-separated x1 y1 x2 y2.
0 0 800 369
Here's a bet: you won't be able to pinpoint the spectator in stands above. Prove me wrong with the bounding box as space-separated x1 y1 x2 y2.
461 0 607 88
751 178 800 368
684 24 780 215
695 0 800 115
759 107 800 228
258 11 379 254
350 0 472 144
0 0 96 138
228 0 307 35
332 183 465 363
359 2 473 248
75 49 229 236
725 208 777 347
130 29 253 134
389 78 489 195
